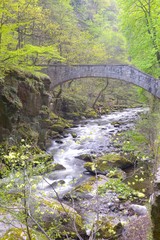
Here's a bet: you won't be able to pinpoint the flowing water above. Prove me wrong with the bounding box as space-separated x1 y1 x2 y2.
38 108 148 198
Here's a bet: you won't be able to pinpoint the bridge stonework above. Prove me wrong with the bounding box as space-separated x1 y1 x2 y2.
43 65 160 98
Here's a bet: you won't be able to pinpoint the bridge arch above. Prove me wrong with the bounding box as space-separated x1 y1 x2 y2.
43 65 160 98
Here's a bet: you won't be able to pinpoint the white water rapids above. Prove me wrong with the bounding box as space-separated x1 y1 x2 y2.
38 108 148 198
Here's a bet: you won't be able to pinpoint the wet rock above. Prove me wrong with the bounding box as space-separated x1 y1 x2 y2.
77 154 94 162
96 153 134 171
55 140 63 144
47 180 65 188
84 162 108 175
83 170 95 176
63 134 69 138
107 168 126 180
71 125 79 128
35 163 66 175
71 132 77 138
81 116 86 120
111 121 121 127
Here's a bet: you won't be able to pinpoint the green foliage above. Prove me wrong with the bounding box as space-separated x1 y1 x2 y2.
98 178 145 200
0 140 53 177
0 0 63 75
0 228 48 240
117 0 160 77
71 0 127 64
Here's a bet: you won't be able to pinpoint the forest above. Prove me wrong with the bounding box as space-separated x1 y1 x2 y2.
0 0 160 239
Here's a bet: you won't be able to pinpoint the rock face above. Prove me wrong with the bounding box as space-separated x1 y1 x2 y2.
0 70 71 148
0 70 51 145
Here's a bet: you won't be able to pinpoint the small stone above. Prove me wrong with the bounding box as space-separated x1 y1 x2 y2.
55 140 63 144
130 204 148 216
107 202 114 208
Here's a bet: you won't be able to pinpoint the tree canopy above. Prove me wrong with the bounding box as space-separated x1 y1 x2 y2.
0 0 127 76
117 0 160 78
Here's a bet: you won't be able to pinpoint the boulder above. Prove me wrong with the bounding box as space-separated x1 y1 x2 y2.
34 163 66 175
77 154 94 162
96 153 134 171
28 196 84 238
86 217 123 239
84 162 108 175
1 228 48 240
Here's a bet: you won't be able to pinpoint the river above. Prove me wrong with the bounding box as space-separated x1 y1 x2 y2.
38 107 149 198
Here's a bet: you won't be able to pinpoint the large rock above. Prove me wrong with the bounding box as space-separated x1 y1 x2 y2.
96 153 134 170
1 228 48 240
28 196 84 238
84 153 133 175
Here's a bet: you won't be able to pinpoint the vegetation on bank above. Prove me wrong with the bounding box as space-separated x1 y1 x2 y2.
0 0 160 239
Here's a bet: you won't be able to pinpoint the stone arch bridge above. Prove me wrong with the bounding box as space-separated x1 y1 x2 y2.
43 64 160 98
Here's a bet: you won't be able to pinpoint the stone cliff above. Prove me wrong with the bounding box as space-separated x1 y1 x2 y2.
0 70 70 148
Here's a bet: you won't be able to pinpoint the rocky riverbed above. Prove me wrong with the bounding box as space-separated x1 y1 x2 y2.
0 107 153 239
37 107 152 239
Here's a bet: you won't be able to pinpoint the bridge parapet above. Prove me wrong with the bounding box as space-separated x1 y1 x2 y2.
43 64 160 98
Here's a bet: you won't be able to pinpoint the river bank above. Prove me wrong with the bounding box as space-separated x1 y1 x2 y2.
37 107 153 239
0 107 154 239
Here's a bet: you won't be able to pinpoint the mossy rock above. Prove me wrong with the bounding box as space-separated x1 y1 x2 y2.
77 154 93 162
75 177 95 193
31 153 65 175
97 153 133 170
95 218 123 239
51 118 72 133
51 123 66 133
29 196 84 238
2 86 22 110
107 168 126 180
0 228 48 240
84 153 133 174
49 131 61 139
84 162 108 175
55 93 86 120
17 124 39 143
71 132 77 138
84 109 98 118
35 162 66 175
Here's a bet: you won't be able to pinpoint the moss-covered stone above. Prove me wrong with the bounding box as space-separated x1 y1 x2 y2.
97 153 133 170
29 196 84 238
84 153 133 175
34 162 66 175
17 124 39 143
94 218 123 239
71 132 77 138
0 228 48 240
77 153 93 162
55 93 86 120
75 177 95 193
107 168 126 180
84 108 98 118
51 123 66 133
